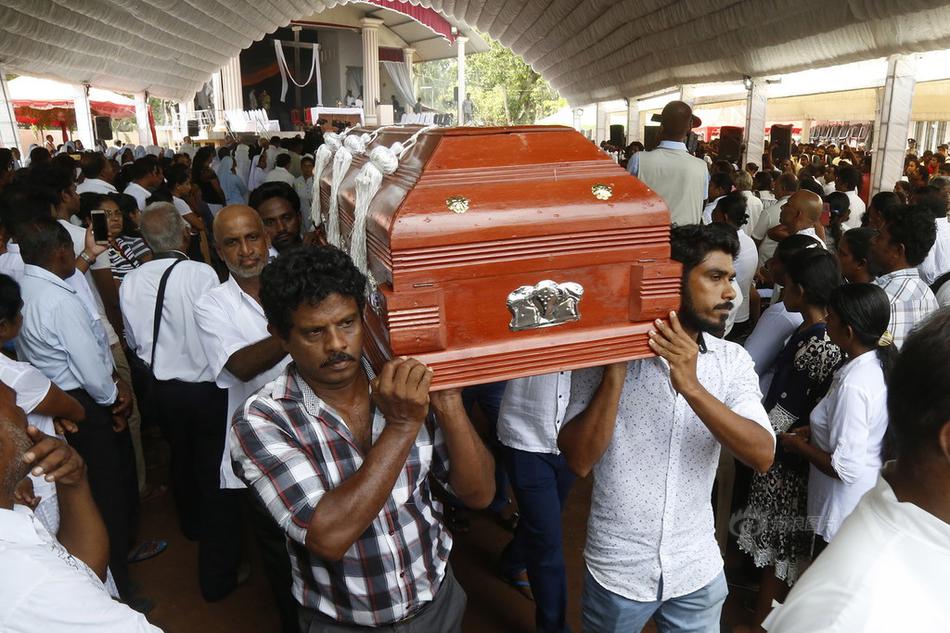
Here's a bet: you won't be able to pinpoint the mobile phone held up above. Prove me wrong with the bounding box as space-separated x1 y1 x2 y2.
91 209 110 245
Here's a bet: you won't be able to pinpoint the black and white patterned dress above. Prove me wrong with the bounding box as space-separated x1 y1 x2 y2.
738 323 842 585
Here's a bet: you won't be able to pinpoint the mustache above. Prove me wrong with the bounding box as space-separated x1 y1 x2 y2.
715 302 735 311
321 352 355 367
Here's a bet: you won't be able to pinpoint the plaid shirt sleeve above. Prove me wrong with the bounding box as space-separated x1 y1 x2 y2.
230 395 326 546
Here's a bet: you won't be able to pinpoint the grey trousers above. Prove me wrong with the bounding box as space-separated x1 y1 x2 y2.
297 566 466 633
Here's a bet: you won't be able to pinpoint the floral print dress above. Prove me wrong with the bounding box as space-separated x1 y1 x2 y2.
738 322 842 585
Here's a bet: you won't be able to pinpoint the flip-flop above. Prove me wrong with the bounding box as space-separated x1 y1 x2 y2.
127 539 168 564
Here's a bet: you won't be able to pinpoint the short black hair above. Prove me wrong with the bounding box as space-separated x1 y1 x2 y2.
275 153 291 169
887 306 950 458
301 155 315 166
0 185 55 238
28 163 74 198
799 176 824 198
752 171 773 191
836 164 861 190
839 226 874 265
80 152 107 179
165 163 190 189
249 181 300 214
915 185 947 219
0 273 21 323
709 172 733 193
670 224 739 278
825 191 850 216
130 156 158 181
775 172 799 194
18 216 73 268
784 247 840 307
880 204 937 267
776 232 823 266
29 146 50 166
712 192 748 227
260 245 367 339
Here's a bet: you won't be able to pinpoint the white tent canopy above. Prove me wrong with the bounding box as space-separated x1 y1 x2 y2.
2 2 950 104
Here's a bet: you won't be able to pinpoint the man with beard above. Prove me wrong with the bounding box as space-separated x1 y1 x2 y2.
193 205 294 632
120 202 243 602
0 383 161 631
558 223 775 633
248 182 303 253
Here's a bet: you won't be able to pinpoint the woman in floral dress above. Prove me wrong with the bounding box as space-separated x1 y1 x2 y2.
738 247 843 631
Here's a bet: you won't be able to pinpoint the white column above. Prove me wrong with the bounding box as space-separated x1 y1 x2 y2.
211 70 226 131
72 84 95 148
134 93 151 145
679 84 695 108
743 78 768 168
595 102 607 144
871 54 917 197
456 36 468 126
403 47 415 95
626 98 640 144
361 17 384 126
800 118 812 143
0 68 21 154
221 55 244 112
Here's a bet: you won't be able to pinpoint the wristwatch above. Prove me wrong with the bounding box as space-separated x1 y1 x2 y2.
79 251 95 265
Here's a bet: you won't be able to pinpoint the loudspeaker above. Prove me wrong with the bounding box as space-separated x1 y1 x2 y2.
94 116 113 141
187 119 200 137
609 124 625 147
643 126 660 150
771 124 793 161
719 126 743 162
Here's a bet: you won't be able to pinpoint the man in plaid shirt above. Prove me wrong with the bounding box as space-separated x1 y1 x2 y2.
870 203 938 349
230 246 496 632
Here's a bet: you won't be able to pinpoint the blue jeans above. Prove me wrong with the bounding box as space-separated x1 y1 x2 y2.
582 569 727 633
460 381 509 512
502 447 577 633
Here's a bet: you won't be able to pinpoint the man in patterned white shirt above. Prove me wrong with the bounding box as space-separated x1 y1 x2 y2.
870 203 938 349
559 224 775 633
231 246 495 631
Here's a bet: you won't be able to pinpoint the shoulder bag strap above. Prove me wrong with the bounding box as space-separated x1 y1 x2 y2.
150 259 185 371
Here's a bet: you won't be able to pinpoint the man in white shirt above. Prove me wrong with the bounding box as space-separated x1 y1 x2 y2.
76 153 117 195
194 205 294 630
120 202 243 602
496 372 576 633
702 172 733 225
294 155 315 233
264 153 296 187
123 157 163 211
0 390 162 633
771 189 825 246
559 224 775 633
764 307 950 633
752 172 800 266
834 164 865 230
734 170 763 237
916 180 950 285
627 101 709 226
15 217 136 598
711 193 758 343
820 163 837 196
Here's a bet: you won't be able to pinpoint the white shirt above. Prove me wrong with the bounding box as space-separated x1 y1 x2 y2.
194 276 290 488
17 265 117 406
842 190 865 231
918 216 950 285
120 257 219 382
807 351 888 542
0 506 162 633
744 298 804 395
58 219 119 346
936 277 950 307
702 195 725 225
496 371 572 454
123 182 151 211
752 195 789 266
0 242 24 282
76 178 117 195
763 469 950 633
564 336 773 602
733 230 757 324
822 180 836 196
740 190 764 237
264 166 296 187
172 196 194 219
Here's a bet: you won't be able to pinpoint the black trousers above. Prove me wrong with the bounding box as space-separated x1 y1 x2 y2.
66 389 139 598
153 378 243 601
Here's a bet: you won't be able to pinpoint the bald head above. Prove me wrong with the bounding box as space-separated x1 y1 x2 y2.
213 204 270 280
659 101 694 141
780 190 824 232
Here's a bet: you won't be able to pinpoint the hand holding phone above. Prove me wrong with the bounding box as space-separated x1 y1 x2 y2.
91 210 109 245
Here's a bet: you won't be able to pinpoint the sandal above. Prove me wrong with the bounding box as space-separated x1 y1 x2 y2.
127 539 168 564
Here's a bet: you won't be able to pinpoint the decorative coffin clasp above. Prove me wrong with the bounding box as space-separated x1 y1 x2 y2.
507 280 584 331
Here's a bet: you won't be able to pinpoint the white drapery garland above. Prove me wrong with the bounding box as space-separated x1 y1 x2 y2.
273 40 322 105
380 61 415 110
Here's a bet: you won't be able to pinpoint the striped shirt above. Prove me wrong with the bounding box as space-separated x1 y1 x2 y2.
108 236 150 283
230 361 453 626
873 268 939 349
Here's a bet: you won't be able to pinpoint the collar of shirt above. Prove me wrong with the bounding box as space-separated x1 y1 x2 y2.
875 463 950 547
656 140 688 151
0 506 44 546
224 275 265 316
23 264 74 294
875 268 920 284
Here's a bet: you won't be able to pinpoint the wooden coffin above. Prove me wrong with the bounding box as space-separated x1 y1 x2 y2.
319 125 681 390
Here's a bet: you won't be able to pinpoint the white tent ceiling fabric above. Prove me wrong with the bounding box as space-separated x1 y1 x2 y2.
2 1 950 103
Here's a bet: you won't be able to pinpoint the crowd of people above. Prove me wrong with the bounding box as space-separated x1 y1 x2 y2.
0 100 947 633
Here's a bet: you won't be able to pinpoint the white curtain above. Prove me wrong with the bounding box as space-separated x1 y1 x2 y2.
345 67 363 98
381 61 415 109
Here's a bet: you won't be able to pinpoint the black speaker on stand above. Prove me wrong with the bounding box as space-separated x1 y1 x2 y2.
609 124 625 147
94 116 113 141
719 126 743 163
643 126 660 150
770 124 793 161
187 119 200 137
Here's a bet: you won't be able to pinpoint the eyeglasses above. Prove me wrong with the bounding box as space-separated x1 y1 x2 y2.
95 209 123 219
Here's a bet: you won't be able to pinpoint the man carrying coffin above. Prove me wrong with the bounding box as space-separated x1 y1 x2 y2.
231 245 495 631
